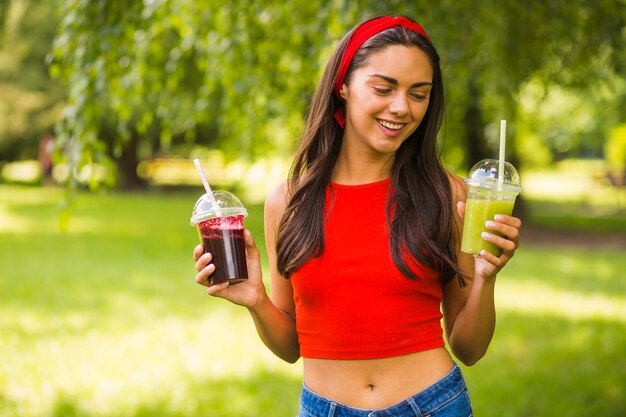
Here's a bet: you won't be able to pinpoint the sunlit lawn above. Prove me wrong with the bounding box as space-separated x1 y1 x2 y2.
1 182 625 416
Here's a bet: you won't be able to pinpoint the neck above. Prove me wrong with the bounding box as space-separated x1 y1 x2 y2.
331 141 394 185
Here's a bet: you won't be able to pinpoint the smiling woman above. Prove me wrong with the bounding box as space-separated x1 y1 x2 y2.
191 14 524 417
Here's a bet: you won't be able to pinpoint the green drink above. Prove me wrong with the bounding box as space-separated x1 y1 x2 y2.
461 198 516 256
460 159 522 256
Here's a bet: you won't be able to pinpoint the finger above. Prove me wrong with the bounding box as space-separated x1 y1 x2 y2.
485 221 520 244
195 252 213 272
478 248 504 268
193 244 204 261
207 281 229 295
243 229 260 260
494 214 522 229
195 263 215 287
482 231 516 253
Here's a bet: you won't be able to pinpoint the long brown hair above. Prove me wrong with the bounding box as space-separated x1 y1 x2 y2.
276 16 462 286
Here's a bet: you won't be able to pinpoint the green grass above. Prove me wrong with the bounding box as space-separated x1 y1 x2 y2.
471 246 626 416
1 184 625 417
524 198 626 233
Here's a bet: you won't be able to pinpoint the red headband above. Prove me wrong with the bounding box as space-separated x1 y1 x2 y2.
333 16 430 127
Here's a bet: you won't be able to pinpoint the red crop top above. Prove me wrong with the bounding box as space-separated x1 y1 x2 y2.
291 178 445 359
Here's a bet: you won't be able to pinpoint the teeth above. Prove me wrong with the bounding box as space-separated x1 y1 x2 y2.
379 120 404 130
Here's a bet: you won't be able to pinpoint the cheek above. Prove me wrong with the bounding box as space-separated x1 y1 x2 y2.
412 101 430 122
347 94 383 119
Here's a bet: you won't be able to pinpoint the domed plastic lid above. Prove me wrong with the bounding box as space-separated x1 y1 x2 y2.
190 190 248 225
465 158 522 193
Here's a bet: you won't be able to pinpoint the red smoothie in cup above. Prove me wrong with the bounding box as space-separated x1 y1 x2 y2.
196 214 248 285
191 190 248 286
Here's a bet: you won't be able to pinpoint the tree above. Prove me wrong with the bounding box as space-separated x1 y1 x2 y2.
0 0 64 161
50 0 342 188
413 0 626 169
50 0 626 190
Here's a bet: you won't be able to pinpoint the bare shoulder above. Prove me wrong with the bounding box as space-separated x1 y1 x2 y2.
264 180 292 247
264 180 290 225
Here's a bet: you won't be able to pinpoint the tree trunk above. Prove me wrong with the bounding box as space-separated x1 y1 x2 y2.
463 80 489 170
117 131 148 189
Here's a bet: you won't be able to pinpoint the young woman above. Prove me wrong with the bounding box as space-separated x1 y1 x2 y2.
194 15 522 417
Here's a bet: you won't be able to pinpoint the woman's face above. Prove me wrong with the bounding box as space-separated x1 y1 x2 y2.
339 45 433 157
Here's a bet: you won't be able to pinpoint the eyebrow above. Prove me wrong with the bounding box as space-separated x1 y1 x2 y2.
368 73 433 88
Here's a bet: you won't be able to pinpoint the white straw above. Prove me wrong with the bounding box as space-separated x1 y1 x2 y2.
498 120 506 190
193 158 216 203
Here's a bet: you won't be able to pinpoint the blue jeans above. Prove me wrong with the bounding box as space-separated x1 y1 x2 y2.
297 363 472 417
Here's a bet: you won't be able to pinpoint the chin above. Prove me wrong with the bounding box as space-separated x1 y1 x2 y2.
372 142 403 156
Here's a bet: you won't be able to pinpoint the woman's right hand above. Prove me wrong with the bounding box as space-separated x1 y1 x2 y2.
193 229 267 309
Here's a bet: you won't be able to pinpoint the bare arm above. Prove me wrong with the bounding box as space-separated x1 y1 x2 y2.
253 181 300 362
442 174 521 366
193 182 300 363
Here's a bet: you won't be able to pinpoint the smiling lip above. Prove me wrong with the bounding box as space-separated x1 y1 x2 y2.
377 119 406 131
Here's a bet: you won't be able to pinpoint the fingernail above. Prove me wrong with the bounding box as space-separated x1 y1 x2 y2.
485 221 497 229
494 214 505 221
481 232 491 240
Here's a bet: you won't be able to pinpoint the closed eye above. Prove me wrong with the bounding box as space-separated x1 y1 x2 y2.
373 87 392 95
410 93 429 101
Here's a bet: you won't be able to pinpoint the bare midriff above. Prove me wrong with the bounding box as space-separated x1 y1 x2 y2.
302 347 454 409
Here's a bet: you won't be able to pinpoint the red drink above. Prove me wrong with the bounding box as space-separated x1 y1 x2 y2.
197 215 248 286
191 189 248 286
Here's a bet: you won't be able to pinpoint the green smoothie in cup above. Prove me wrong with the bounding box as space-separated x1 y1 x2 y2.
461 197 516 256
460 159 522 256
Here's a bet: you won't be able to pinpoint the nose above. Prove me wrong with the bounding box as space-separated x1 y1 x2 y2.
388 92 409 116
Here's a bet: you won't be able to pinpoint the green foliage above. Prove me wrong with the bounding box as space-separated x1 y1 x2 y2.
50 1 343 180
44 0 626 186
0 0 64 160
421 0 626 166
515 79 624 164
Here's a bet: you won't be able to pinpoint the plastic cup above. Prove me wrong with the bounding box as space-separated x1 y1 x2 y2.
190 190 248 286
460 159 522 256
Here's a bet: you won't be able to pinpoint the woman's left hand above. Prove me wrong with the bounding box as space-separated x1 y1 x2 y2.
457 201 522 281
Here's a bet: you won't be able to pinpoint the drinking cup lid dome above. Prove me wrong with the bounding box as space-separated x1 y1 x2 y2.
464 158 522 193
190 190 248 225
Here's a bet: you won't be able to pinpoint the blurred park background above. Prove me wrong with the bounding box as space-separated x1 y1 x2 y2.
1 1 625 416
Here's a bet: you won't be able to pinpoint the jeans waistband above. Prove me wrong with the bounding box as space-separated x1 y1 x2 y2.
299 363 468 417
